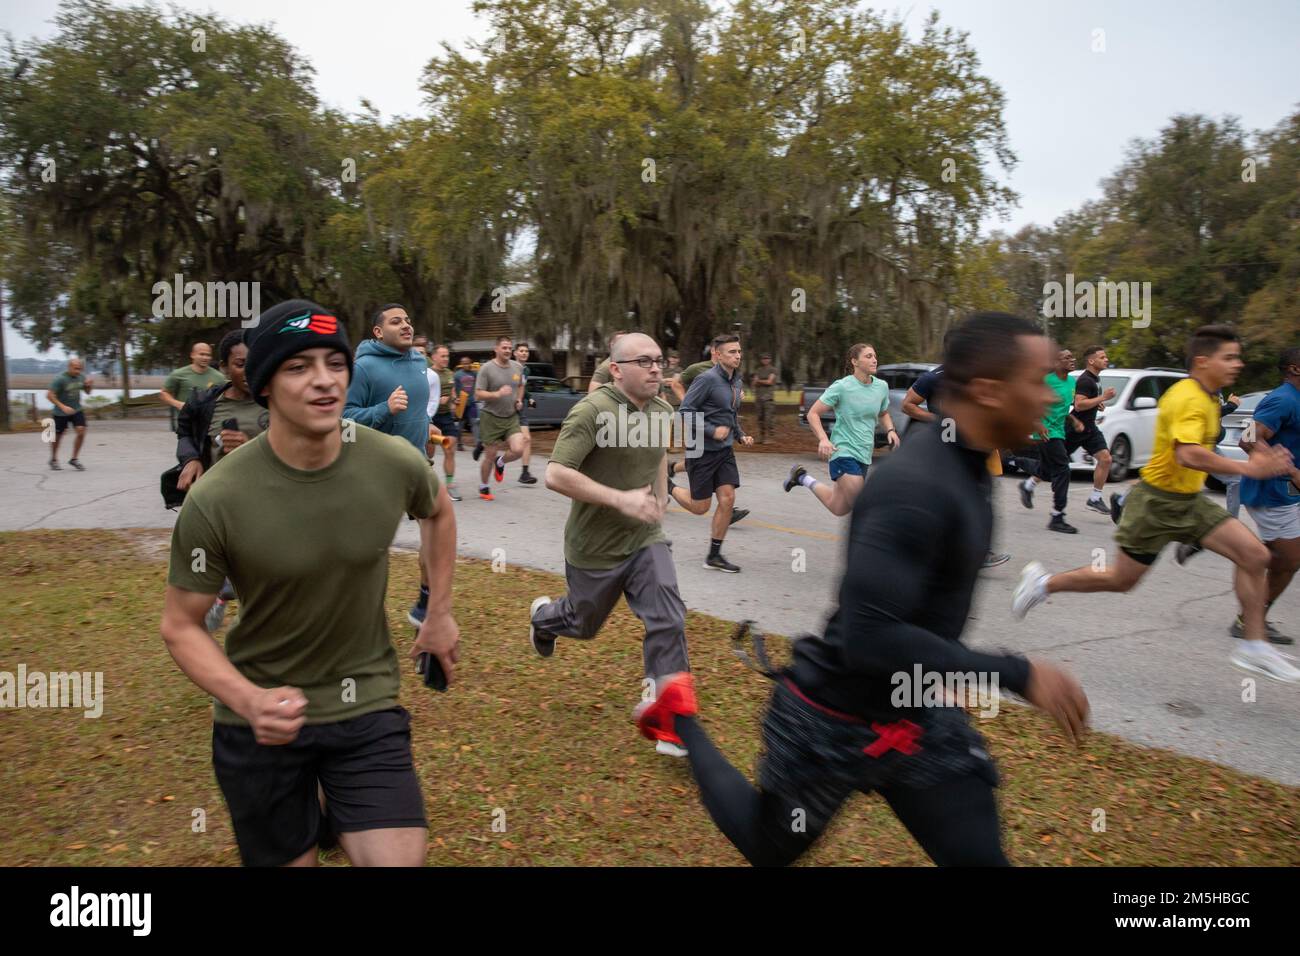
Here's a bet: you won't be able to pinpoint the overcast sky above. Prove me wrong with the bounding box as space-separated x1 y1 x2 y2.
4 0 1297 360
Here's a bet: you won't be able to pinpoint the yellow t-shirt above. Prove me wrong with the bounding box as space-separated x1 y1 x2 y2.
1139 378 1220 494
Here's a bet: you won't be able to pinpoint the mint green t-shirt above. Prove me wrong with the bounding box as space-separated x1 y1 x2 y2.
820 374 890 465
1042 373 1074 440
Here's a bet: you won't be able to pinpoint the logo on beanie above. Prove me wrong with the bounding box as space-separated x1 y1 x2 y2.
279 311 338 335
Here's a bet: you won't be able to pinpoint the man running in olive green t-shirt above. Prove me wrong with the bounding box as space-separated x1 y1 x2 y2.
472 335 530 499
529 332 692 756
161 299 459 867
161 342 227 432
46 357 93 470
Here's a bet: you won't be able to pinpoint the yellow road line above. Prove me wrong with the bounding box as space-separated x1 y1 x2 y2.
665 508 842 542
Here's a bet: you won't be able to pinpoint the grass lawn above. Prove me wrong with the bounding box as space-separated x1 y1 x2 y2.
1 529 1295 866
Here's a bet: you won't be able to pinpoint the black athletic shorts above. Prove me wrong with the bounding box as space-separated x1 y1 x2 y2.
432 411 460 438
686 446 741 499
1065 424 1108 457
757 679 998 841
54 411 86 433
212 706 426 866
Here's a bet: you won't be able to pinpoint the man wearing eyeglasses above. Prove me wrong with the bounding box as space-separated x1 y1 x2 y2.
528 333 692 756
674 334 753 573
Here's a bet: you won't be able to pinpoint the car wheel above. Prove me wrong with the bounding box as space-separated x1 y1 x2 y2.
1109 434 1131 482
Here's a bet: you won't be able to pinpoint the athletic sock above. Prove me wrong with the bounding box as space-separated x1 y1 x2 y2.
709 538 723 558
1051 509 1063 517
496 454 505 468
1088 490 1102 502
444 475 454 485
798 474 817 489
417 585 429 610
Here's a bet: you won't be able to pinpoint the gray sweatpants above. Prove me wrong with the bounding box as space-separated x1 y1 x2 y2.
530 541 690 679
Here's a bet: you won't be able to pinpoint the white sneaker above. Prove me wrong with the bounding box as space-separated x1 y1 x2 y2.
655 739 688 757
1231 641 1300 683
1012 562 1049 620
529 596 555 658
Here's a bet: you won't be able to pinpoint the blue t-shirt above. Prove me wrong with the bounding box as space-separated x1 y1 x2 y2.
1239 381 1300 509
912 367 943 419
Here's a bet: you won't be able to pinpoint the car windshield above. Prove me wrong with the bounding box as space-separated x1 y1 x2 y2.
1098 374 1128 397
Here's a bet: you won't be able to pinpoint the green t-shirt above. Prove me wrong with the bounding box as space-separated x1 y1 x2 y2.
820 374 890 465
549 386 673 569
167 425 440 726
48 372 85 415
436 367 455 413
678 361 713 390
208 393 268 459
1042 373 1074 440
164 365 227 405
475 359 525 419
752 365 778 399
590 358 613 385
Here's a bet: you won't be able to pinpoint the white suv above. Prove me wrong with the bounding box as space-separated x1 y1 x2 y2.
1067 367 1187 481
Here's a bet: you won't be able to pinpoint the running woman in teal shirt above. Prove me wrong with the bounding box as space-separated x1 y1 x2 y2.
783 343 898 515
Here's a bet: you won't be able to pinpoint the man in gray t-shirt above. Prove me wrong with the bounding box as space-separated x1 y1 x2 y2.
471 336 531 498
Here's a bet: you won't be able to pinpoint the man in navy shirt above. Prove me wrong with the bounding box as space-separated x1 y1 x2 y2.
1237 346 1300 642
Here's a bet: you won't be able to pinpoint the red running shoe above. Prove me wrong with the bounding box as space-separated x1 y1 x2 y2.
634 673 697 746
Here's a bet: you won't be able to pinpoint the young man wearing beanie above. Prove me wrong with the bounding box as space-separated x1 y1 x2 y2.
343 304 439 626
160 299 459 867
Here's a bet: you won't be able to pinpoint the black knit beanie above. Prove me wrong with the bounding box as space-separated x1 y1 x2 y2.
245 299 353 408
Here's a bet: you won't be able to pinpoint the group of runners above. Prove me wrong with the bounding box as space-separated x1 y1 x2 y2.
40 294 1296 866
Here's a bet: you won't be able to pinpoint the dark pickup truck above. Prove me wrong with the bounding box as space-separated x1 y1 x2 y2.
798 362 938 446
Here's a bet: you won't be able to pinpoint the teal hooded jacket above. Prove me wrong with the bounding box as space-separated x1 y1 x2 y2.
343 339 431 452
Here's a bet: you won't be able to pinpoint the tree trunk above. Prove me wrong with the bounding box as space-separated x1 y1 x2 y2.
116 315 131 419
0 282 10 433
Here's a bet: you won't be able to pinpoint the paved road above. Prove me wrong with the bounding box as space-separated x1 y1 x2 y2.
3 420 1297 785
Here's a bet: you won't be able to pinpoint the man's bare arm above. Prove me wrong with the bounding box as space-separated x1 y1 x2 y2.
901 388 935 423
160 585 263 718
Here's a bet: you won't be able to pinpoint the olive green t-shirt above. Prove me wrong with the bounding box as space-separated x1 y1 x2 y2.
167 425 440 726
164 365 227 405
678 361 713 390
549 385 673 569
208 394 267 459
436 367 455 413
590 358 613 385
752 365 778 400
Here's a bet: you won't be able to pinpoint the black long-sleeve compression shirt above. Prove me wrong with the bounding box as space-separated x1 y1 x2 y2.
789 420 1033 719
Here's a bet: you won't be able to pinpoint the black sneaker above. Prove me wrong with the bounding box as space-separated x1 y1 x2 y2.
1175 542 1202 565
68 458 85 471
704 553 741 573
728 508 750 526
529 596 556 657
1047 514 1078 534
1109 493 1124 525
49 459 61 471
783 464 807 493
518 470 538 485
472 442 485 461
1019 480 1034 509
1085 496 1109 516
1228 615 1294 645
